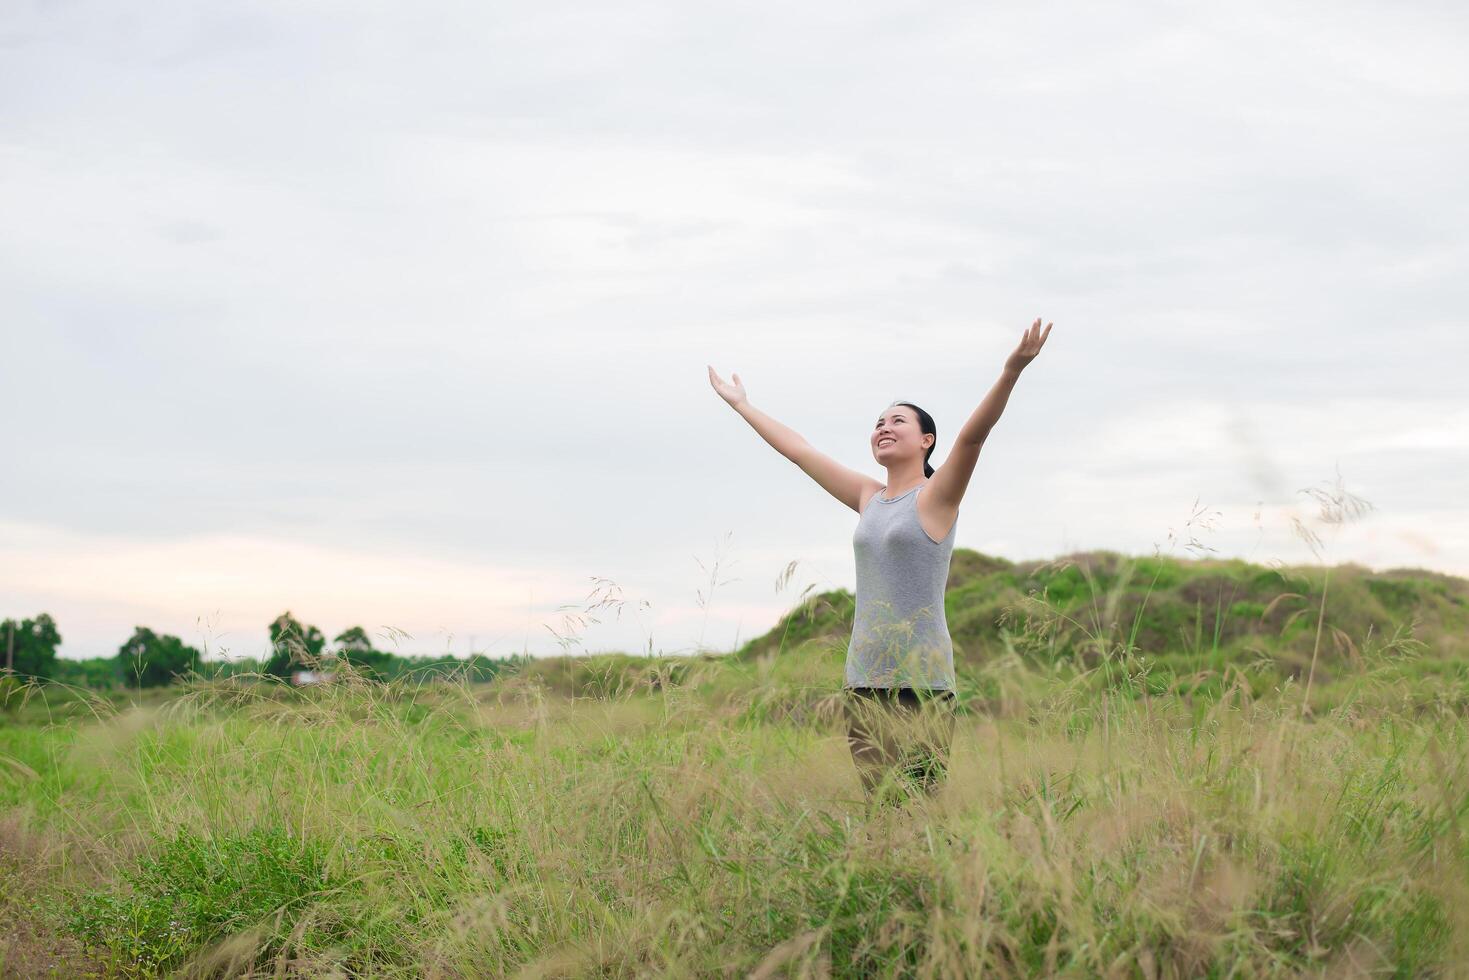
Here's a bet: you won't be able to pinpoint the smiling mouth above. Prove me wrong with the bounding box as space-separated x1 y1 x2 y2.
877 439 895 448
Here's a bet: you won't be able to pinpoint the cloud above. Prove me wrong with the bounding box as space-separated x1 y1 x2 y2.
1 0 1465 658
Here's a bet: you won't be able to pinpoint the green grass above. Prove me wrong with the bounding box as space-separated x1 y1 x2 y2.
4 547 1469 976
2 658 1467 977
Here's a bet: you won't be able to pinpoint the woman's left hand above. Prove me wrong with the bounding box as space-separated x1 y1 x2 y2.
1004 318 1053 374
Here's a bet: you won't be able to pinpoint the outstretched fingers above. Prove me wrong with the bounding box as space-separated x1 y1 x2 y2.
1024 318 1053 352
708 365 747 405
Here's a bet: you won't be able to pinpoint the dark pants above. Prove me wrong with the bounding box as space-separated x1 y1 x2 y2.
843 687 957 804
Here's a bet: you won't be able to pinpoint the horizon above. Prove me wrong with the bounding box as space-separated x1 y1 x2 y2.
17 523 1460 664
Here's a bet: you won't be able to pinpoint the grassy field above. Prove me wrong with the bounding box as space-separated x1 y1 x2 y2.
3 547 1469 977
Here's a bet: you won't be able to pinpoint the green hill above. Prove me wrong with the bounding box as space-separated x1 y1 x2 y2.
731 547 1469 699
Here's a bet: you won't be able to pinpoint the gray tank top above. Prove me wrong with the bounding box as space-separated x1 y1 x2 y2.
844 482 958 690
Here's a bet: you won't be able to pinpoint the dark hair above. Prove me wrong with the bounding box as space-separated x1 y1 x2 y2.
889 401 937 478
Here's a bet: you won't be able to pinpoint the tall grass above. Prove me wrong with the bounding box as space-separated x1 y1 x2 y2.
2 485 1466 976
3 632 1467 976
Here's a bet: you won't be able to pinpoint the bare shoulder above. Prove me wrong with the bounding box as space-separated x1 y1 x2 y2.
916 483 959 542
854 479 886 516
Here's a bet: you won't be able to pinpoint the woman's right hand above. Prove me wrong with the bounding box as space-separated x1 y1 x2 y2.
707 365 748 409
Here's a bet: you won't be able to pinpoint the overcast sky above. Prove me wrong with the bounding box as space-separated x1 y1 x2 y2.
3 0 1466 662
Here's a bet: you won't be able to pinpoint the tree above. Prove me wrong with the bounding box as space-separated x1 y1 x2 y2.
49 657 124 690
264 612 326 678
1 614 62 680
116 627 202 688
333 625 395 678
333 626 374 653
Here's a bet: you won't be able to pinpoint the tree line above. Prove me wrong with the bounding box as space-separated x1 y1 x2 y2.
1 611 527 689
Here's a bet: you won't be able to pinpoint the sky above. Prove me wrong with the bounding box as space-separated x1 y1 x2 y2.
2 0 1466 663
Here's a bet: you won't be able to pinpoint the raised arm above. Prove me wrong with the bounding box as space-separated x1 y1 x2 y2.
926 319 1053 512
708 365 880 514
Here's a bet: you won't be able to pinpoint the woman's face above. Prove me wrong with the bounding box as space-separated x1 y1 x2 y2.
872 406 931 463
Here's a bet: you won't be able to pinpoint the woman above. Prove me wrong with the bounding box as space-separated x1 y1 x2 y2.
707 318 1053 804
